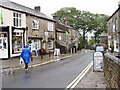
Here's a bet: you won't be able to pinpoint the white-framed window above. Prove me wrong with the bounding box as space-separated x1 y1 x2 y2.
12 29 24 53
48 41 53 49
48 22 54 31
32 20 39 29
13 12 22 27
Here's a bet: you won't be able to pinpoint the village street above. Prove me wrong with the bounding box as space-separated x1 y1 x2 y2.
2 50 93 88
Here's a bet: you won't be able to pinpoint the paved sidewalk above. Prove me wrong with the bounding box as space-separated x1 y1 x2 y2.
76 68 106 89
1 50 83 74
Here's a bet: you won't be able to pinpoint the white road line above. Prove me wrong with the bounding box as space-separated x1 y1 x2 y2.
65 61 93 90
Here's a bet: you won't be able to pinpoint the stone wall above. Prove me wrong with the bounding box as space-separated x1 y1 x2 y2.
104 53 120 89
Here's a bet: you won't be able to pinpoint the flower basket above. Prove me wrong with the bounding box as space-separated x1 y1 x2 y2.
28 39 32 44
47 39 51 43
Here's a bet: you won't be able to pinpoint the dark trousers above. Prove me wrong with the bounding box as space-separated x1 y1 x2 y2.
24 62 28 69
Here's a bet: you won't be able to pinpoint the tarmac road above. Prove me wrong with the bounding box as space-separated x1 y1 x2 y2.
2 50 94 88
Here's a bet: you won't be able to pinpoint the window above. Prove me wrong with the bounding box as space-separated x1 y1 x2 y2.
30 40 41 51
48 22 54 31
32 20 39 29
12 29 24 53
0 33 7 49
48 41 53 49
116 43 119 49
13 13 22 27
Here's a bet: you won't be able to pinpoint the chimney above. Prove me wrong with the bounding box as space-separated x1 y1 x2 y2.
118 1 120 8
52 13 59 21
34 6 41 12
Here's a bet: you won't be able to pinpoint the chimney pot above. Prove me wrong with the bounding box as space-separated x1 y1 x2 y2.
34 6 41 12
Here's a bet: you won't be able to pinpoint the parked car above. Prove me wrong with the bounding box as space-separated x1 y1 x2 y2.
95 46 105 53
89 44 98 50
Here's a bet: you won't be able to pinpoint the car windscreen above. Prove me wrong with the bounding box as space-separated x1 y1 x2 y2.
96 46 104 52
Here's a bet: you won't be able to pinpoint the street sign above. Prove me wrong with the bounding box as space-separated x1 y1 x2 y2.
45 32 48 36
93 52 104 72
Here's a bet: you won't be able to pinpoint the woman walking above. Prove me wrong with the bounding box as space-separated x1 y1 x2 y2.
20 44 32 70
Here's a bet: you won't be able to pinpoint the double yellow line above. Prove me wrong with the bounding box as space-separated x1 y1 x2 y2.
65 61 93 90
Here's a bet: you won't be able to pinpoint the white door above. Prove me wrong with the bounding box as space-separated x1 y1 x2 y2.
0 32 8 58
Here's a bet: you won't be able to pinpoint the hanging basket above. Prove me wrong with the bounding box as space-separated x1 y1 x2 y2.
28 39 32 44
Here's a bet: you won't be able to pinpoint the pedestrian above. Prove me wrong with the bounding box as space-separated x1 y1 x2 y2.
20 44 32 70
39 48 44 59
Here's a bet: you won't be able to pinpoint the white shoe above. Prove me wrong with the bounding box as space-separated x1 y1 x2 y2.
25 68 28 71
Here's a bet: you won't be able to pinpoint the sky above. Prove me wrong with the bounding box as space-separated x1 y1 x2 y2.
10 0 120 18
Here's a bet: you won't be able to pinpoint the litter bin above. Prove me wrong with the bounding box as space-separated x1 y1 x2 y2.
93 52 104 72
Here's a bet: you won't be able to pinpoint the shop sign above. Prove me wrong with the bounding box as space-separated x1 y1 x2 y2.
93 52 104 71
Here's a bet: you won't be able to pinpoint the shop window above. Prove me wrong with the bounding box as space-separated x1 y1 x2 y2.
30 39 40 51
12 30 24 53
0 33 7 49
32 20 39 29
13 12 22 27
48 41 53 49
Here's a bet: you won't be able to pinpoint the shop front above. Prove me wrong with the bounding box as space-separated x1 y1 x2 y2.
28 37 42 56
11 27 26 57
0 26 9 59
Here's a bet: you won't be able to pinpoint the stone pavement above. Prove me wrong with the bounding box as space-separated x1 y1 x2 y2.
76 68 106 89
1 50 84 74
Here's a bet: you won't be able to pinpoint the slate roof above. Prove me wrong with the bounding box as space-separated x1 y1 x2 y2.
0 0 55 22
107 7 120 21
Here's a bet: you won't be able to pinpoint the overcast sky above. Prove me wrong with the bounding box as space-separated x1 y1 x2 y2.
10 0 120 18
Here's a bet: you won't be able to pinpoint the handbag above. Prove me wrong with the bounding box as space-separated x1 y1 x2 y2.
20 57 24 64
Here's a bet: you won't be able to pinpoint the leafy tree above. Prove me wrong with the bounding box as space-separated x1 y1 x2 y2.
94 14 109 43
53 7 109 48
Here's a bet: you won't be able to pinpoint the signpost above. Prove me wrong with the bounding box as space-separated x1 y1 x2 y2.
93 52 104 72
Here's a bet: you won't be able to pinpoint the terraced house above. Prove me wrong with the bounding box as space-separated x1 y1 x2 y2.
0 0 55 59
107 4 120 53
26 6 55 55
52 14 79 54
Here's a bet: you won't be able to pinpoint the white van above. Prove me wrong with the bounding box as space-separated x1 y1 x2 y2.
95 46 104 52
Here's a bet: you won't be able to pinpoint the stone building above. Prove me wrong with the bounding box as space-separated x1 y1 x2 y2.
0 0 55 59
25 6 55 55
107 4 120 52
68 27 79 52
55 22 68 54
99 32 108 49
0 0 27 59
52 14 79 54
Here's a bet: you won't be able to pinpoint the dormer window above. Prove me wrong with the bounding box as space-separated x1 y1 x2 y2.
32 20 39 29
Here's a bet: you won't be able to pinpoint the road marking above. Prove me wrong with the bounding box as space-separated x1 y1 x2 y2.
65 61 93 90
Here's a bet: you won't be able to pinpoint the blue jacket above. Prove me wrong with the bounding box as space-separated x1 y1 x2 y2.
20 45 32 63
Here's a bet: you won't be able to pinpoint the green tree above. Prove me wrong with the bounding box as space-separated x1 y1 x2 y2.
94 14 109 43
54 7 109 48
